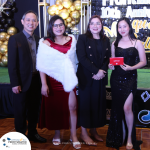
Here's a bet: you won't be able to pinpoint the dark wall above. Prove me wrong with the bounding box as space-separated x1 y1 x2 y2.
14 0 41 36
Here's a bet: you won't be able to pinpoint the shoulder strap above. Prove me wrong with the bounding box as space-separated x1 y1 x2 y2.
134 40 137 47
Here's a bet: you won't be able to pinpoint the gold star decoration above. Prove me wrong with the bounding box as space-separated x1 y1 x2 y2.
0 0 11 16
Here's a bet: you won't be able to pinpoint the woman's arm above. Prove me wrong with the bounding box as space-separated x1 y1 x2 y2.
40 72 49 97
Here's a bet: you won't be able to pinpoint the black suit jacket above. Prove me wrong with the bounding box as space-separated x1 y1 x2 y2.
8 31 40 92
76 34 111 88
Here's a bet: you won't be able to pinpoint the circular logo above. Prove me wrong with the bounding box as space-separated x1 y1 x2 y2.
138 110 150 124
0 132 31 150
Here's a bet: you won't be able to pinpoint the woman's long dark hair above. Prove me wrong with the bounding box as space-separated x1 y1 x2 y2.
86 15 106 40
47 15 67 42
114 17 136 48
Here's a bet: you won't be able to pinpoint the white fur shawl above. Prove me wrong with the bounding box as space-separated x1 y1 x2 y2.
36 34 78 92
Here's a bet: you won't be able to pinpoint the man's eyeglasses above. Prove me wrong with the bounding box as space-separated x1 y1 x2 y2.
53 23 64 28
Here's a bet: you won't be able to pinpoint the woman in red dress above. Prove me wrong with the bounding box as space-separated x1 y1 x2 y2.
36 15 80 149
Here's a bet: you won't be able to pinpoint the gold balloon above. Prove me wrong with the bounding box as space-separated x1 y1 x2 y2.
66 17 72 23
57 4 63 10
4 52 8 57
0 45 7 54
7 27 17 36
71 10 80 19
0 32 7 41
0 41 3 46
71 20 75 25
55 0 62 5
62 0 72 9
0 53 2 60
73 18 80 24
3 41 8 45
6 35 10 41
67 23 72 28
2 56 7 66
74 1 81 11
64 20 67 26
70 5 75 11
55 9 60 15
59 9 69 19
0 61 5 67
47 5 58 16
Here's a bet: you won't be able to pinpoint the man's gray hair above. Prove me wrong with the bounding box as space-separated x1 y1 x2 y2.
22 10 39 21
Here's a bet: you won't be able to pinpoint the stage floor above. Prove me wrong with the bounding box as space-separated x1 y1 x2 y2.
1 67 150 89
0 118 150 150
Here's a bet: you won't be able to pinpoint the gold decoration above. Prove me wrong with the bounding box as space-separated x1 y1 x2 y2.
57 4 63 10
55 0 62 5
0 41 3 46
6 35 10 41
73 18 80 24
74 1 81 11
70 5 75 12
4 52 8 57
0 45 7 54
0 53 2 60
66 17 72 23
0 61 5 67
3 41 8 45
62 0 72 9
7 27 17 36
55 9 60 15
67 23 72 28
64 20 67 26
2 56 7 66
47 5 58 16
59 9 69 19
0 32 7 41
71 10 80 19
71 20 75 25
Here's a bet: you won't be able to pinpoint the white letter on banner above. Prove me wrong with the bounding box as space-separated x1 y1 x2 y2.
110 0 114 5
115 0 121 5
126 6 133 18
115 7 120 18
132 0 137 4
128 0 131 5
102 0 107 6
122 0 126 5
101 7 105 18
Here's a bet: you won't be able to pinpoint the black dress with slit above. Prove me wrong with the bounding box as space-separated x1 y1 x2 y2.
106 46 142 150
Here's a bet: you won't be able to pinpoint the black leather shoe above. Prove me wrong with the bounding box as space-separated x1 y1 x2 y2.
28 134 47 143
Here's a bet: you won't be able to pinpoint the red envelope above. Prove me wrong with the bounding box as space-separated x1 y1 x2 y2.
110 57 124 65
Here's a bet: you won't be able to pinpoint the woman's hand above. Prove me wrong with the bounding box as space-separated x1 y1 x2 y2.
108 63 114 70
41 84 49 97
120 63 132 71
92 70 106 80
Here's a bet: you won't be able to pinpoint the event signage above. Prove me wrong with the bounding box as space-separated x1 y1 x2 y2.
96 0 150 50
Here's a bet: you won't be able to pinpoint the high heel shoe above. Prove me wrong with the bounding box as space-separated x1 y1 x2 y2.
52 138 61 145
126 143 133 150
70 139 81 149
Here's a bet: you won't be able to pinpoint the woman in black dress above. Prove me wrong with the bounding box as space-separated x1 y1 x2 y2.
106 17 146 150
76 15 111 145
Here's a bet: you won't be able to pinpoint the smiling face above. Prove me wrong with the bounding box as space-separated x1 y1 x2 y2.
21 13 39 35
89 17 102 35
118 20 130 37
52 19 65 36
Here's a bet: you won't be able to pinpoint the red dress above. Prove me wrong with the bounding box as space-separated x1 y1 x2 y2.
38 37 76 130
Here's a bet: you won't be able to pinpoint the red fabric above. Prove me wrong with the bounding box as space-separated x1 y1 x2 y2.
38 37 76 130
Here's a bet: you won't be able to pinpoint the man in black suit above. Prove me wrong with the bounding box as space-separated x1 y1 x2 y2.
8 10 46 143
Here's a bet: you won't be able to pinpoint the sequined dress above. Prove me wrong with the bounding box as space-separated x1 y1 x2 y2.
106 46 142 150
